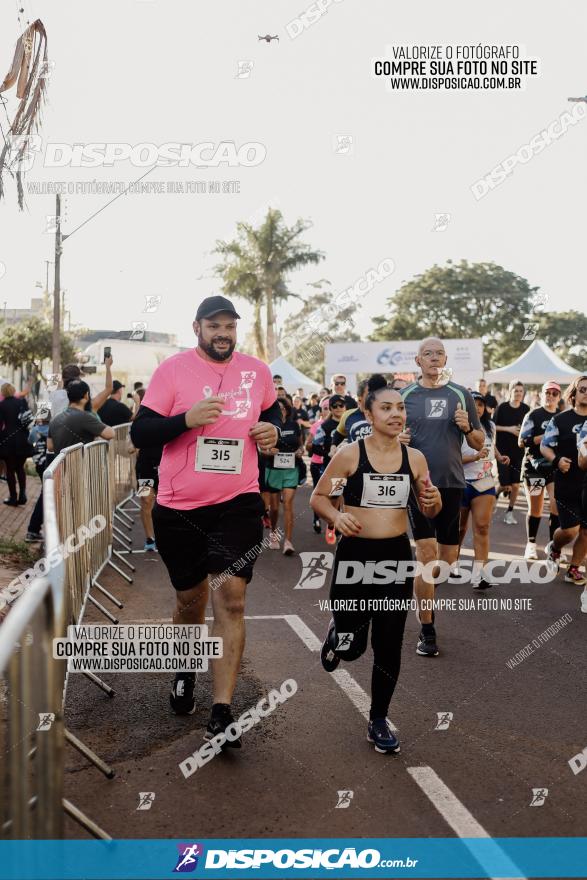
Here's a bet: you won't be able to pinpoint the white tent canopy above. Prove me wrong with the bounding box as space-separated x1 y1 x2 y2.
485 340 581 384
269 356 321 394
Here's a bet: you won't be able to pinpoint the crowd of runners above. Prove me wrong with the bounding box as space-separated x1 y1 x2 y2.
4 294 586 756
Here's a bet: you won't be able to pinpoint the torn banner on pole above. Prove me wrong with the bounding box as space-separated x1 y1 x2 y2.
0 19 48 209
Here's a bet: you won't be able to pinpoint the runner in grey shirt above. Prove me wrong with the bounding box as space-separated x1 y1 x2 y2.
400 337 484 657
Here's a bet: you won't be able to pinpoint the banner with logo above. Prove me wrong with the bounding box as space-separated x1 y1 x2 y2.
1 838 586 878
324 341 484 388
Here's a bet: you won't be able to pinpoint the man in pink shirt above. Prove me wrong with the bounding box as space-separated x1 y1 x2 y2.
131 296 280 747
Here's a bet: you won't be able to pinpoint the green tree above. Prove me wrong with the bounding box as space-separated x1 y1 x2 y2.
213 208 324 361
280 288 361 383
370 260 538 369
0 317 77 384
535 310 587 370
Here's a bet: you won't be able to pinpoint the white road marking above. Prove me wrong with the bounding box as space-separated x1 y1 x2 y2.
407 767 525 880
283 614 322 651
284 615 397 730
128 612 521 874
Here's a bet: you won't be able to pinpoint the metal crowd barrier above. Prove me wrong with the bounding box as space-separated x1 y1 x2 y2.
107 423 139 572
0 423 140 840
0 477 108 840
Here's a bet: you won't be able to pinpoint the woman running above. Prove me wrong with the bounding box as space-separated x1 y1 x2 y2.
458 392 509 589
494 380 530 523
519 381 562 560
265 397 303 555
306 396 331 533
310 381 441 754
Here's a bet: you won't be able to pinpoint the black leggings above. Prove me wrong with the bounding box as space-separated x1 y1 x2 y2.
2 454 27 501
329 533 413 720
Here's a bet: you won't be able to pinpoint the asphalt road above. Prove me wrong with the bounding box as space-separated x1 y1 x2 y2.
63 487 586 856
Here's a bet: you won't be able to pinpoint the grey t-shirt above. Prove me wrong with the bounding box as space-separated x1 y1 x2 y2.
49 389 69 417
400 381 482 488
48 407 106 454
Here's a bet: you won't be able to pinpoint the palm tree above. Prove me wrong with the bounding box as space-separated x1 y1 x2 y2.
213 209 324 361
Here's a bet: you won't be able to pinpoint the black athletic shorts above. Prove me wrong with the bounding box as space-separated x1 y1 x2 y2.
136 460 159 494
497 454 524 486
152 492 265 590
408 487 463 545
523 462 554 491
554 481 587 530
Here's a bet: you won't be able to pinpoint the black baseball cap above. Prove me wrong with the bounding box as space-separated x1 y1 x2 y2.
66 380 90 403
112 380 125 392
195 296 241 321
329 394 346 407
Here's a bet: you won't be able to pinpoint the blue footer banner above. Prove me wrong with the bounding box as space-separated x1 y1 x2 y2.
0 838 586 879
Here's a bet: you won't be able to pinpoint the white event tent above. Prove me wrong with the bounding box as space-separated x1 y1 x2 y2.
484 340 581 385
269 356 322 394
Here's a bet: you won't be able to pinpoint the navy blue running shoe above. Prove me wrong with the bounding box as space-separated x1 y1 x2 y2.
320 619 340 672
367 718 400 754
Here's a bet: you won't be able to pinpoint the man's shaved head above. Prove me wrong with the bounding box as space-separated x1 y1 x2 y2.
418 337 445 356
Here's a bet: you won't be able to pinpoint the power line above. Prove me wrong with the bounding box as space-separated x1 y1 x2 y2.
63 166 157 241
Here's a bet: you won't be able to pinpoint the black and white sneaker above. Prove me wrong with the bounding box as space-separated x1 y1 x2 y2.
170 673 196 715
472 578 495 590
24 530 43 543
416 625 439 657
367 718 400 754
312 516 322 534
320 619 340 672
204 704 242 749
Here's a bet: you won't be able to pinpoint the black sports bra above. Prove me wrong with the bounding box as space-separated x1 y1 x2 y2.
341 438 416 509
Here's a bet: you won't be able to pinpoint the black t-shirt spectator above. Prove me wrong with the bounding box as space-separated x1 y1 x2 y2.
98 397 132 427
293 406 309 423
495 401 530 459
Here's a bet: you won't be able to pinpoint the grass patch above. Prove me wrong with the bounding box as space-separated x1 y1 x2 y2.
0 538 41 568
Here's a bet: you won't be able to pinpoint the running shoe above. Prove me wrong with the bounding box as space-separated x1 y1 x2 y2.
204 704 242 749
564 566 587 586
472 578 495 590
416 625 439 657
312 516 322 534
367 718 400 754
144 538 157 551
325 525 336 545
283 539 295 556
524 541 538 560
320 620 340 672
269 534 280 550
170 673 196 715
545 541 561 572
3 498 18 506
24 530 43 543
504 510 517 525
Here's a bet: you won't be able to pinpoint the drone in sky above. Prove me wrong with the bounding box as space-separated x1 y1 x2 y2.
258 34 279 43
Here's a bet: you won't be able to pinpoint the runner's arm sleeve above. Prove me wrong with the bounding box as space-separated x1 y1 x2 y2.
130 404 190 447
519 412 535 449
259 400 282 432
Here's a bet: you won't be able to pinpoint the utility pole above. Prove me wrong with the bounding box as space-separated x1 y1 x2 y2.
51 194 62 373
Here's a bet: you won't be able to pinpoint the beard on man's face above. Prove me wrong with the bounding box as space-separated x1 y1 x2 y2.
197 331 236 362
